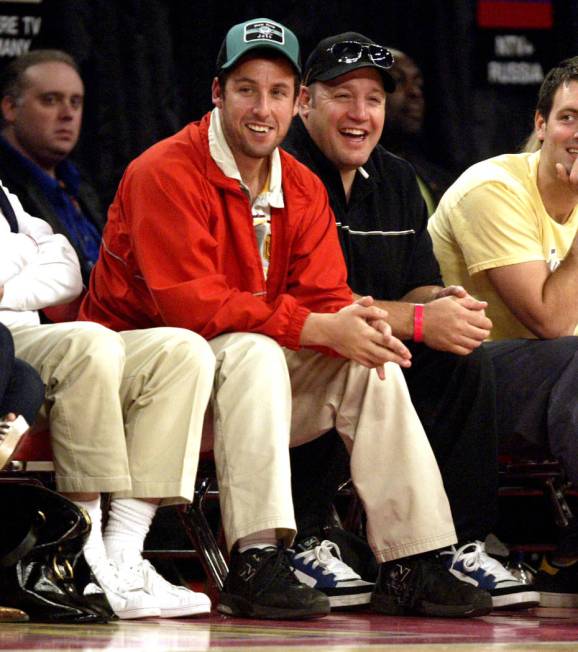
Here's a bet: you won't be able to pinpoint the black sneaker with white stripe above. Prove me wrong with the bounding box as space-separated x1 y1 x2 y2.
291 537 374 608
440 541 540 609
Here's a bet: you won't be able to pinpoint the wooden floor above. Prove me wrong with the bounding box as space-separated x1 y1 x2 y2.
3 608 578 651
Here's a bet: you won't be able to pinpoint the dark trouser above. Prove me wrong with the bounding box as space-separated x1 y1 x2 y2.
0 323 44 425
291 344 498 544
485 337 578 484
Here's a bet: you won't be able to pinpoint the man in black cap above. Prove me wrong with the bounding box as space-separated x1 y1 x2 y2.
81 19 494 620
283 32 539 611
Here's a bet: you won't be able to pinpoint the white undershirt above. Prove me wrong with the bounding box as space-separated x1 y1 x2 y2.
208 108 285 277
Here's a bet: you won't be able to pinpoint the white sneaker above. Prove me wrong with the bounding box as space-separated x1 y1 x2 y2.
89 559 160 619
138 559 211 617
440 541 540 609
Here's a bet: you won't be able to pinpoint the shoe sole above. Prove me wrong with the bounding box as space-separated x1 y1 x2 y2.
328 591 372 608
159 604 211 618
492 591 540 610
371 595 492 618
116 608 161 620
539 592 578 608
217 595 330 620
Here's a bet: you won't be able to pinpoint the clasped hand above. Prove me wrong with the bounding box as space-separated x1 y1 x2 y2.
330 296 411 380
425 286 492 355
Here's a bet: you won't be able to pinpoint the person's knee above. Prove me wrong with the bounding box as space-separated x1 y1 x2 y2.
148 328 216 380
60 323 125 371
542 336 578 367
221 332 286 370
14 359 44 400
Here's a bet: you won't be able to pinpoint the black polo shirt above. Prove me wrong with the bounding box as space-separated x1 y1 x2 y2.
283 118 442 300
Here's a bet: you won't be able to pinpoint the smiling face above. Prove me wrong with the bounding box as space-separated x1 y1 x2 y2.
536 79 578 178
1 61 84 173
212 55 298 173
299 67 386 174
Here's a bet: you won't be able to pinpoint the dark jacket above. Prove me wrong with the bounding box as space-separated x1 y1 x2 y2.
283 117 442 300
0 137 105 284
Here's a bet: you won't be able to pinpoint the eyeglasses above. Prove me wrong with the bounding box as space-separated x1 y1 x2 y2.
328 41 394 69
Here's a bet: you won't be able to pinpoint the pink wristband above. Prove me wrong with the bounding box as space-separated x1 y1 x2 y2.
413 304 424 343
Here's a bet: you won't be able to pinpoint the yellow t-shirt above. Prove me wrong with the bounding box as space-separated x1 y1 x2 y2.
428 150 578 340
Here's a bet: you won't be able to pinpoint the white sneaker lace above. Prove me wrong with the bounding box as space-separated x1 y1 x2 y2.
295 539 361 581
451 541 518 583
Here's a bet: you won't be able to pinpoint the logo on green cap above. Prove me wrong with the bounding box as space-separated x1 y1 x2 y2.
244 21 285 45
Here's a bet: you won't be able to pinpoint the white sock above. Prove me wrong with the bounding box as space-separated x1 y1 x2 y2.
103 498 158 565
238 529 278 553
73 497 106 568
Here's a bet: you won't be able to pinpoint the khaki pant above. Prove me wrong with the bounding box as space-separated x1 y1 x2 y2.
205 333 457 562
11 322 214 505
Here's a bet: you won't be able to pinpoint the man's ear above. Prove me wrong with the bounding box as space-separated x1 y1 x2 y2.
1 95 18 125
211 77 223 109
298 85 313 119
535 109 546 142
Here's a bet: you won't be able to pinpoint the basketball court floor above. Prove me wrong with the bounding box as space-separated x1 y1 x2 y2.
3 607 578 651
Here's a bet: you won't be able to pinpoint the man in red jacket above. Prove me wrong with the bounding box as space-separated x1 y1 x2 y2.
80 18 491 620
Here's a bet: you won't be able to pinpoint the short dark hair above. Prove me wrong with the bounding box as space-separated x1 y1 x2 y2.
536 56 578 120
0 49 79 102
216 49 300 99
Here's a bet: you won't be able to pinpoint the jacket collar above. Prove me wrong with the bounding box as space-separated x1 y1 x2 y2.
286 117 379 210
207 108 284 207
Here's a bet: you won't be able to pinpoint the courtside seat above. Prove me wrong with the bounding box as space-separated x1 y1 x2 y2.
497 454 576 553
1 428 228 592
8 426 52 467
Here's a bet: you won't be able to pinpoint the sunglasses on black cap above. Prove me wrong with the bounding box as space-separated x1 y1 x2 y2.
329 41 394 68
304 40 394 85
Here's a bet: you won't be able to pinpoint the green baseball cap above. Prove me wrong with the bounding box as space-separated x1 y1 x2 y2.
216 18 301 75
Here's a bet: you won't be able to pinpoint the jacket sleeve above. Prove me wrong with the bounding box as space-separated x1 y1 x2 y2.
0 186 83 312
119 161 346 348
0 228 39 284
280 174 352 315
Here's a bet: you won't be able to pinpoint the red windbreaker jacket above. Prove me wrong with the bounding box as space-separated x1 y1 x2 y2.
80 112 352 349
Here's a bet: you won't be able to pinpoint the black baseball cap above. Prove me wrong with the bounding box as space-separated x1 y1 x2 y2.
303 32 395 91
216 18 301 75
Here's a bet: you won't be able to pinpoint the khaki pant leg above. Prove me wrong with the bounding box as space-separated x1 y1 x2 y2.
285 349 457 562
11 321 131 494
114 327 214 505
206 333 295 551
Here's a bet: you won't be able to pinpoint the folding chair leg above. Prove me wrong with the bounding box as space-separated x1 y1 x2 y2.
179 477 228 591
545 478 574 529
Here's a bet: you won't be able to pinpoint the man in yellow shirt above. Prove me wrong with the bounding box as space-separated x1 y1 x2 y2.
429 55 578 608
